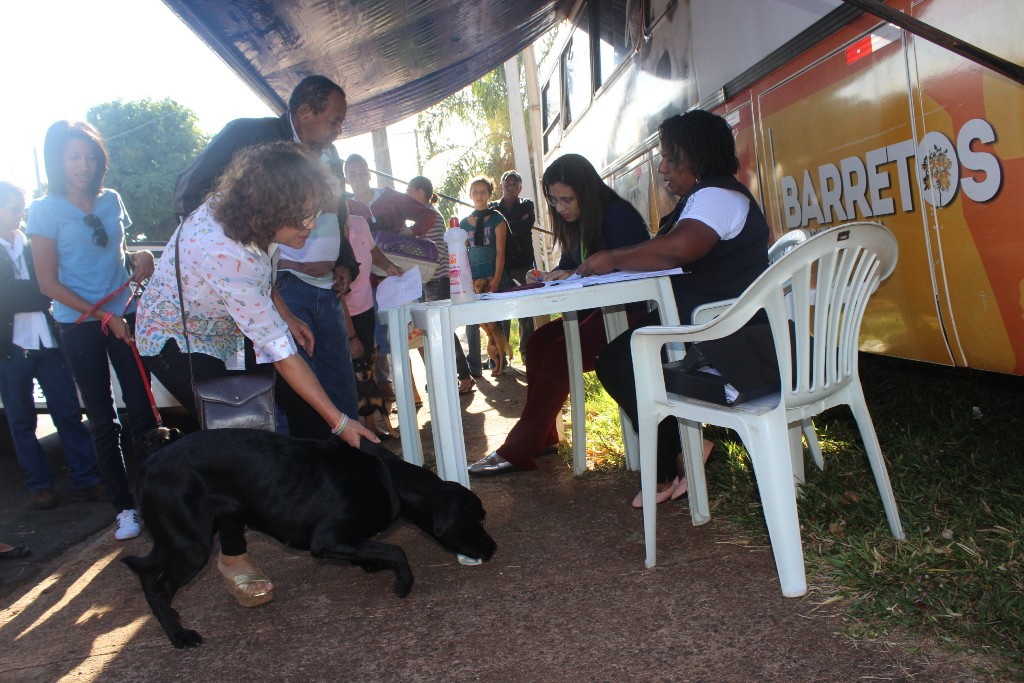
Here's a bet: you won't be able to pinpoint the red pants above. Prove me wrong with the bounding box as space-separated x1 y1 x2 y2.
496 309 615 469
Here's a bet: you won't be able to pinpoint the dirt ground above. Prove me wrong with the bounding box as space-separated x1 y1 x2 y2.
0 356 1006 681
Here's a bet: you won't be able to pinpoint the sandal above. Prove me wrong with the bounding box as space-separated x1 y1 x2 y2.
0 545 31 560
223 571 275 608
458 378 475 395
632 441 715 508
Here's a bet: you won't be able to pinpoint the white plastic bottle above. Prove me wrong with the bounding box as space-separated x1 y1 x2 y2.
445 216 475 303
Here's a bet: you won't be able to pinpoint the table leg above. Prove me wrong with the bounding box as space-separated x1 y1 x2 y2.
422 306 471 487
562 310 587 475
384 306 422 466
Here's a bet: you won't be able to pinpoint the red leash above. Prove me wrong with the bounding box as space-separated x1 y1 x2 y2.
74 280 132 324
75 281 163 427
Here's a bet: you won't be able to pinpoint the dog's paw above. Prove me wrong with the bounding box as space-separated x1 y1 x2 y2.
392 574 414 598
170 628 204 649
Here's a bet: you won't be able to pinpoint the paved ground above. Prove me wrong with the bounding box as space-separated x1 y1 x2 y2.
0 357 1002 681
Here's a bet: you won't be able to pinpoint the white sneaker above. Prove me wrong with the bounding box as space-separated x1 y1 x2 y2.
114 509 141 540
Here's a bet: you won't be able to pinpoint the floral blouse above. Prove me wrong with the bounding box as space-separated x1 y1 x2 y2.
136 201 296 366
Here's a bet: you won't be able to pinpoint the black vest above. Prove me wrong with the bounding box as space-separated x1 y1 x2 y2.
662 175 770 323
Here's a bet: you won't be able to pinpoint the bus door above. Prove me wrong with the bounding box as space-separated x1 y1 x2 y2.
753 19 953 368
905 0 1024 375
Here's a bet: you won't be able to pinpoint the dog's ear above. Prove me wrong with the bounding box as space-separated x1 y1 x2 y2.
432 486 466 537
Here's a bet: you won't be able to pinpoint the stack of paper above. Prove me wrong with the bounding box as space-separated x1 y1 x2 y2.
476 268 682 300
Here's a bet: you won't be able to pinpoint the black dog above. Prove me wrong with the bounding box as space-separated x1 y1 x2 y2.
352 351 394 438
122 428 496 648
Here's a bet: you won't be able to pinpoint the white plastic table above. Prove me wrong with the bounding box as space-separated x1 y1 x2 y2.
389 275 679 487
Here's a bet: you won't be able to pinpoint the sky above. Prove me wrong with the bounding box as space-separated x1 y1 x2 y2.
0 0 419 196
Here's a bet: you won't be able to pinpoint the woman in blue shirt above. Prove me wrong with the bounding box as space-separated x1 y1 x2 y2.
469 154 650 476
27 121 157 541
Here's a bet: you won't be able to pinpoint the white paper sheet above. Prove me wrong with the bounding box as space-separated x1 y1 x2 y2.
376 267 423 309
477 268 682 300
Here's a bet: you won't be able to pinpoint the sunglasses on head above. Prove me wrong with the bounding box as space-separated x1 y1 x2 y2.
83 214 108 248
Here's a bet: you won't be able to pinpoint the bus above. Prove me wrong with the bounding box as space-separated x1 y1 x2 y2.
536 0 1024 376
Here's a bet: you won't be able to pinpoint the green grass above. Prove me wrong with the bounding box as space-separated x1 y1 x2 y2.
566 353 1024 674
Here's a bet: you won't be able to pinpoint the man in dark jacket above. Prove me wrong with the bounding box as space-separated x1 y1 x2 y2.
170 75 362 437
0 182 106 509
173 75 349 217
490 170 538 357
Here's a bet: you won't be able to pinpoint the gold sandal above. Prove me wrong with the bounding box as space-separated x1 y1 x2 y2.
223 571 275 608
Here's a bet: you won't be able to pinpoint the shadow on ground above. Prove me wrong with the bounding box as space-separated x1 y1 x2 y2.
0 360 1003 681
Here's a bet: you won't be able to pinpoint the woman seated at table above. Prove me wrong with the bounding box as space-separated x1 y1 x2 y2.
580 109 770 507
468 153 650 476
136 141 378 607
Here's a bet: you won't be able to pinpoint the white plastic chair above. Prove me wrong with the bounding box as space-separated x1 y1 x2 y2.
689 227 823 476
631 222 905 597
767 229 821 474
767 227 810 261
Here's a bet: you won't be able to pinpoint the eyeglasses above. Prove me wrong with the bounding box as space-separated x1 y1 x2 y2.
83 214 108 247
546 195 576 210
303 210 323 228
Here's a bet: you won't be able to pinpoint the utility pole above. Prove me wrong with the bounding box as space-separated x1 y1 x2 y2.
371 128 394 189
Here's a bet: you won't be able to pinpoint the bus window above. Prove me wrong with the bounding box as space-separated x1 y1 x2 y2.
611 157 658 235
564 11 592 127
542 78 561 153
596 0 632 88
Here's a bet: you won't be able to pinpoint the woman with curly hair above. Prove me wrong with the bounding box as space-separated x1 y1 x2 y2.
136 141 377 608
584 110 770 507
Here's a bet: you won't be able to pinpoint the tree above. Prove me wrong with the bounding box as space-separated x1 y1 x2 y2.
418 67 513 220
88 98 208 243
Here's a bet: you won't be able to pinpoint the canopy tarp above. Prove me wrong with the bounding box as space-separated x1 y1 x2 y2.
162 0 568 136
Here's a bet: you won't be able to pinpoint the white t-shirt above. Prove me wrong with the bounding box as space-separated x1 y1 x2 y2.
678 187 750 240
0 230 55 349
276 149 345 288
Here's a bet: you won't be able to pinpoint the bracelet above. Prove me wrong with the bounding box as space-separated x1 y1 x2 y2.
331 414 349 436
100 312 114 334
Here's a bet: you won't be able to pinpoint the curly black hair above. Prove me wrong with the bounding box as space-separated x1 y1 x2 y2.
288 75 346 115
658 110 739 180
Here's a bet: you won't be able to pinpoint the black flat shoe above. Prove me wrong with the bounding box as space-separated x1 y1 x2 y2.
468 452 518 476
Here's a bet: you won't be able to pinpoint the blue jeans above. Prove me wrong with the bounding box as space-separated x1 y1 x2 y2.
0 347 101 492
58 313 157 512
465 320 511 377
276 272 359 418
